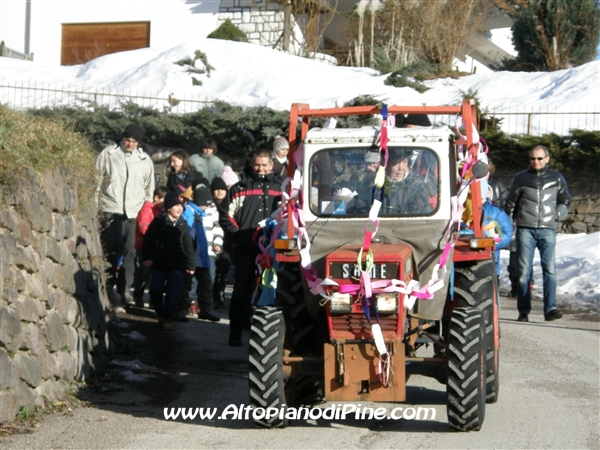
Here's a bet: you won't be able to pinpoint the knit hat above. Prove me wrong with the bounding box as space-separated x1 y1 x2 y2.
364 151 379 163
403 114 431 127
193 186 213 207
164 192 182 211
210 177 227 192
273 135 289 153
221 166 239 187
122 124 143 143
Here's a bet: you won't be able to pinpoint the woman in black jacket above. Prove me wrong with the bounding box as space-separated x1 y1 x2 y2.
167 150 209 194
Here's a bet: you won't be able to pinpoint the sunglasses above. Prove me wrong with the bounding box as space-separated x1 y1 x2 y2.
530 156 547 161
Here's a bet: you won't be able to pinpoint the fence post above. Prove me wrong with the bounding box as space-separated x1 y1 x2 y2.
527 112 533 135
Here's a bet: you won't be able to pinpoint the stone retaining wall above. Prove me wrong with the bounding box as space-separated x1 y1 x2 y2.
0 169 111 422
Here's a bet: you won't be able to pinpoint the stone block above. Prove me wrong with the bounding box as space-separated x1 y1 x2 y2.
0 348 16 390
13 380 36 410
570 221 587 233
14 245 40 273
23 272 44 300
44 311 67 352
0 391 18 422
65 237 77 256
53 351 76 382
51 169 66 212
0 208 32 246
57 262 77 295
2 287 19 305
10 267 27 292
45 236 65 265
21 188 53 232
41 259 56 287
50 213 67 241
63 185 76 212
35 380 65 402
0 306 22 352
13 352 42 388
0 229 16 283
55 292 79 325
65 326 78 352
14 295 41 322
33 347 55 380
42 171 58 211
31 231 46 259
20 323 48 356
66 217 80 241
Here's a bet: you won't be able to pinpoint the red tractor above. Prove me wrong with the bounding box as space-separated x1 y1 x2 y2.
248 100 499 431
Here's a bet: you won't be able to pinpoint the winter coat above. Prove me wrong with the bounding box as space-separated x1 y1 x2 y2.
142 212 195 271
483 198 513 276
96 142 155 219
166 168 209 195
384 172 433 215
483 199 513 251
134 201 162 251
505 166 571 229
189 154 225 183
488 177 508 209
219 168 282 254
272 156 289 179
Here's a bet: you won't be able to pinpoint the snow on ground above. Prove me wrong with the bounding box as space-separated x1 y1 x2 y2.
1 38 599 120
1 38 599 313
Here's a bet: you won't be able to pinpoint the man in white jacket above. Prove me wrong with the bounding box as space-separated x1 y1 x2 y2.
97 124 155 306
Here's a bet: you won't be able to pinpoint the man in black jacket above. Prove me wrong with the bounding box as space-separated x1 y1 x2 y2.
505 145 571 322
219 150 282 346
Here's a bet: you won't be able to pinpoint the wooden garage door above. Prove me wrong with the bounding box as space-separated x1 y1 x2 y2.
61 22 150 65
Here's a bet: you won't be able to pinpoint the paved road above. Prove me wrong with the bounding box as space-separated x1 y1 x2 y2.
3 297 599 449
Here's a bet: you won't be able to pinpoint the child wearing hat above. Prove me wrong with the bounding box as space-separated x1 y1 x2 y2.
132 186 169 307
142 192 195 330
272 135 289 178
189 186 223 322
210 177 231 310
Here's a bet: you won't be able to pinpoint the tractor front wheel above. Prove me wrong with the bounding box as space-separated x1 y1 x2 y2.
248 307 288 428
446 307 487 432
454 259 500 403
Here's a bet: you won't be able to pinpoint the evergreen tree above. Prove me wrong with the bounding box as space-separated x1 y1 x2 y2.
511 0 600 71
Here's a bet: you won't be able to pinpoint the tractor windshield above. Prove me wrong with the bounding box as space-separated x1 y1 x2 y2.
308 147 439 217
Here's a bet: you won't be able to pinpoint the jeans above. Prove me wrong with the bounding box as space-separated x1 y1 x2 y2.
516 228 557 315
149 268 184 323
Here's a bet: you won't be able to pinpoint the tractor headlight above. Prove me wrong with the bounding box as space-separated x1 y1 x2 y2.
329 292 353 313
376 293 398 313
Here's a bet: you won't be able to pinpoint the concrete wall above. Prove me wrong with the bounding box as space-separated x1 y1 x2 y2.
0 169 112 421
0 0 220 66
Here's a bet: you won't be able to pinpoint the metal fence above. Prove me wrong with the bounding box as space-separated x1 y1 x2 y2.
1 80 598 136
0 80 213 114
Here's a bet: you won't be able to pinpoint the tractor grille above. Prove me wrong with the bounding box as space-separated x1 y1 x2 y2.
331 314 398 338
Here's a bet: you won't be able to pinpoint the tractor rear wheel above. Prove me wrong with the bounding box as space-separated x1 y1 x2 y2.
446 307 487 432
248 307 288 428
454 259 500 403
